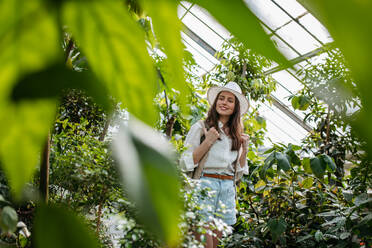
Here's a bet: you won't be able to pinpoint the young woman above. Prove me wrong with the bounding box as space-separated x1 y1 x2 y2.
180 82 249 248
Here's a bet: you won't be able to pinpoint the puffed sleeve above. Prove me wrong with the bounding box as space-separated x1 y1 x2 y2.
179 121 203 172
235 148 249 180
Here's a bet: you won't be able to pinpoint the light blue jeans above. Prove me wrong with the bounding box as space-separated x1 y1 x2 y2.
197 176 236 225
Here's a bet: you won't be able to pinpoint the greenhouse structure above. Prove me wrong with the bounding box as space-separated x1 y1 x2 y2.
0 0 370 247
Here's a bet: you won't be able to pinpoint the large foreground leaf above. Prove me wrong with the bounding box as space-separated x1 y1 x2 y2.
62 0 158 125
112 118 182 246
34 205 99 248
142 0 189 111
0 0 59 197
190 0 288 65
11 64 111 111
0 101 56 197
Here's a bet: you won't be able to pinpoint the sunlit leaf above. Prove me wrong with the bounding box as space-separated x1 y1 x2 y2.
0 0 59 197
112 118 182 246
302 157 312 174
62 0 158 125
190 0 288 65
34 205 99 248
254 179 266 192
301 177 314 189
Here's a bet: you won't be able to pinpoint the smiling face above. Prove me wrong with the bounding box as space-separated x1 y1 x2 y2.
216 91 236 117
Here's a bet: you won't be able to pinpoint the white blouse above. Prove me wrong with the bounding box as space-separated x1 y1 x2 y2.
180 121 248 178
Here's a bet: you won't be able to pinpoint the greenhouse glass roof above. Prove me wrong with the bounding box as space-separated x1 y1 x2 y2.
177 0 333 146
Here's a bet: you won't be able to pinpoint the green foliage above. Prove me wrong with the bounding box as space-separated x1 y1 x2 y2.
225 141 372 247
267 217 287 243
49 119 120 211
212 37 276 103
34 205 99 248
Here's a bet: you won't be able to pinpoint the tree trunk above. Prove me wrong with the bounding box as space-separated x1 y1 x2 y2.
99 117 110 142
39 133 51 203
165 115 176 138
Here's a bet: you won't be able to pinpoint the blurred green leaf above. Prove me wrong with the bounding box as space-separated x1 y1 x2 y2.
310 157 326 178
0 0 59 197
142 0 189 111
34 205 99 248
190 0 288 65
291 95 310 111
0 206 18 233
0 101 56 197
62 0 158 125
11 64 111 111
113 118 182 246
267 217 287 243
275 152 291 171
319 154 336 172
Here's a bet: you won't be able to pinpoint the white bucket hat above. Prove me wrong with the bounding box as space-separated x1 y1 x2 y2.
207 81 249 115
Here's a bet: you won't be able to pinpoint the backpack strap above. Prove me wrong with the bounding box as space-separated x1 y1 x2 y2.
191 120 209 179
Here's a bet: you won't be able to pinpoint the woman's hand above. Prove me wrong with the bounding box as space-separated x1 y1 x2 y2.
241 133 249 153
203 127 220 146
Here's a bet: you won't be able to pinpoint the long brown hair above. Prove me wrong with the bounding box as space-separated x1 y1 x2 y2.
206 91 242 151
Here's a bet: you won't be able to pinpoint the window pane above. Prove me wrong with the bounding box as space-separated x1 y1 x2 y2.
276 21 321 55
273 0 307 18
271 35 299 59
244 0 291 30
272 70 303 93
182 12 225 51
189 5 230 40
299 13 333 44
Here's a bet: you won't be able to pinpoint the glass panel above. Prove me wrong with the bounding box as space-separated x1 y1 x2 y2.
259 103 307 145
244 0 291 30
182 12 226 51
272 83 292 100
189 5 231 40
272 70 303 93
181 33 217 75
271 35 299 59
276 21 321 55
177 4 187 19
181 32 219 65
299 13 333 44
180 1 192 9
273 0 307 18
